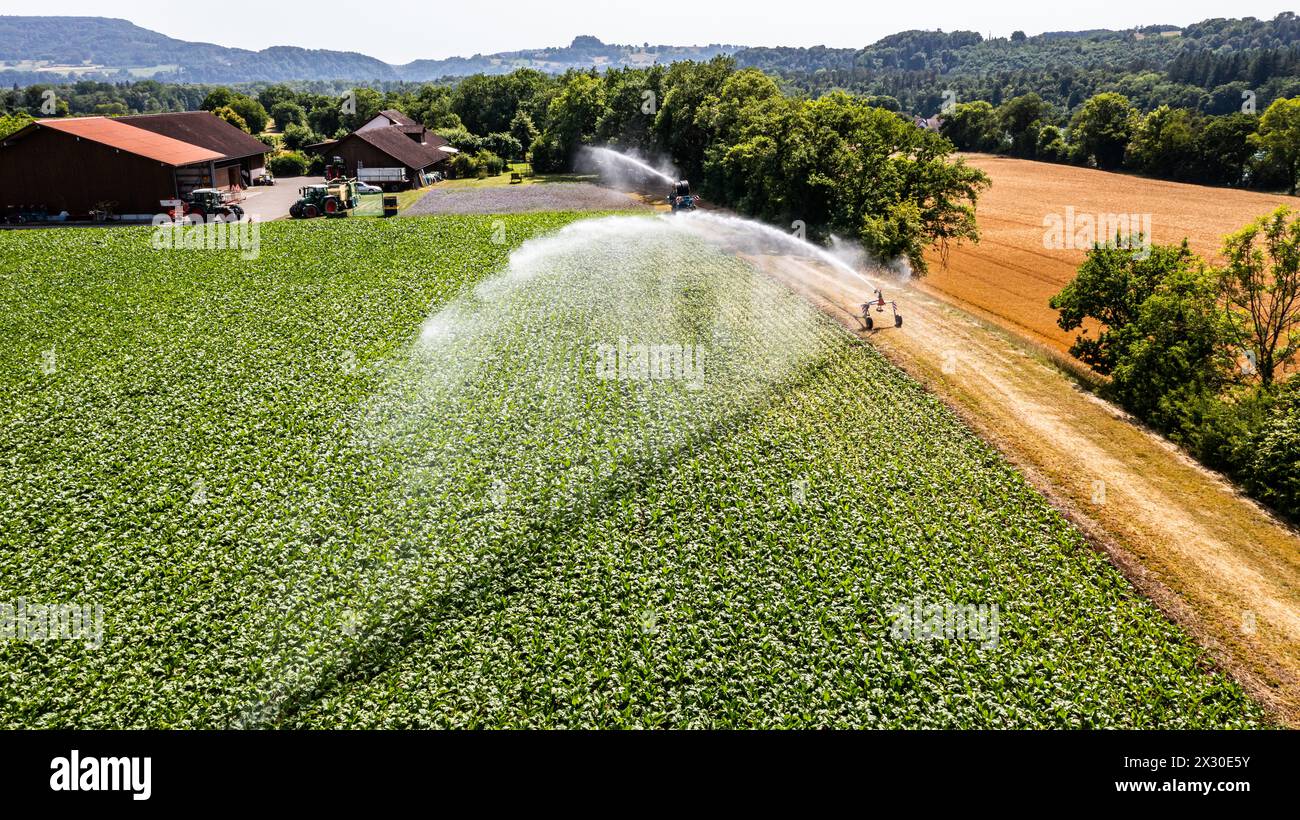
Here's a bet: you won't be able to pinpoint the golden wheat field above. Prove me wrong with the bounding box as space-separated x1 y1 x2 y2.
920 154 1300 355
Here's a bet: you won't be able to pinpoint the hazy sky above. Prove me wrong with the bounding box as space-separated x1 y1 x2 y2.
34 1 1300 64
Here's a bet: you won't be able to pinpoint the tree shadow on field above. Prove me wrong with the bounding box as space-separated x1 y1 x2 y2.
267 354 849 727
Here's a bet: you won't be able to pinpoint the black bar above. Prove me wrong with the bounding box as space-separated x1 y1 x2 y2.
0 730 1287 808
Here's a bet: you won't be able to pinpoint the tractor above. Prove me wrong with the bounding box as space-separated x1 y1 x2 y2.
323 156 348 181
289 179 358 219
668 180 698 213
166 188 244 223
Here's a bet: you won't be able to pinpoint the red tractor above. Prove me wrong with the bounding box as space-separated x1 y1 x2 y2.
323 156 348 181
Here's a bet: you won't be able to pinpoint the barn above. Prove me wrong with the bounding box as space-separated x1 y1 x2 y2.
118 111 271 190
0 112 271 220
311 116 454 188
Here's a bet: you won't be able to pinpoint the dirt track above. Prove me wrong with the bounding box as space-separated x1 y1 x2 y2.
745 249 1300 726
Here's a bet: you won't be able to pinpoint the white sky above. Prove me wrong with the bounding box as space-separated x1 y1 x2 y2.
31 2 1300 64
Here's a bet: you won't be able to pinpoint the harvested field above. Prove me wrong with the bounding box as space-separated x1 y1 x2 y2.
921 155 1300 354
405 182 649 215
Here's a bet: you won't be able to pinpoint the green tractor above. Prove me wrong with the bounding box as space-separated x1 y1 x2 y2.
290 179 358 219
169 188 244 222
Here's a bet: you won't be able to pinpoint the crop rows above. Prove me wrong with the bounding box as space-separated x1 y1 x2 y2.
0 214 1266 727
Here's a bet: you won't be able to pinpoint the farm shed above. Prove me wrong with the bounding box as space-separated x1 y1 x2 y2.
0 112 271 220
311 125 453 186
119 111 270 189
0 117 222 219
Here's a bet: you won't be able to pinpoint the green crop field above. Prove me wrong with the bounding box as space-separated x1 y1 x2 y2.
0 214 1267 728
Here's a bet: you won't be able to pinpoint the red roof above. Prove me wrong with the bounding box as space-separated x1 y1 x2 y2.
36 117 223 166
118 112 270 161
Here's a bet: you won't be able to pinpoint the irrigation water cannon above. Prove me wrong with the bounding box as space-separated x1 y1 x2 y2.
668 180 699 213
860 288 902 330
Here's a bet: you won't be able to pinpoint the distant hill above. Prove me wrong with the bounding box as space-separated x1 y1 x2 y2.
5 12 1300 97
398 34 741 80
0 17 740 83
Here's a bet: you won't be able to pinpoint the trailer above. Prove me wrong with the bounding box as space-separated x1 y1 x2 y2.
667 180 699 212
356 163 410 192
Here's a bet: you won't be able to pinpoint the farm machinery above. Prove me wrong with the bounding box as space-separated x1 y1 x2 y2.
165 188 244 222
290 179 358 219
356 162 412 192
290 156 359 218
4 205 53 225
860 289 903 329
667 180 699 213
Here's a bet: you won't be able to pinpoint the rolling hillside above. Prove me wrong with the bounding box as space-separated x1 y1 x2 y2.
0 17 738 84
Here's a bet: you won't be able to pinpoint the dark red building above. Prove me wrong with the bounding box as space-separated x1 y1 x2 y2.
0 112 270 220
310 114 453 187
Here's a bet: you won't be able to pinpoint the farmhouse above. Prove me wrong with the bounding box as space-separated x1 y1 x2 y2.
357 108 423 133
310 114 454 187
0 112 271 220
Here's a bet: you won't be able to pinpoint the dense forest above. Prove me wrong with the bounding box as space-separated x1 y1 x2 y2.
735 14 1300 115
4 13 1300 107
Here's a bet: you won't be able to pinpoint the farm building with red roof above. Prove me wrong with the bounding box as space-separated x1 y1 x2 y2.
0 111 271 220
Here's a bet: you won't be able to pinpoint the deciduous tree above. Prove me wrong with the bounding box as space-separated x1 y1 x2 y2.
1219 206 1300 386
1068 92 1137 170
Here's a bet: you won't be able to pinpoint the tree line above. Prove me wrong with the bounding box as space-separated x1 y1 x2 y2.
1 61 989 274
736 13 1300 116
940 91 1300 192
1052 209 1300 519
521 59 988 273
